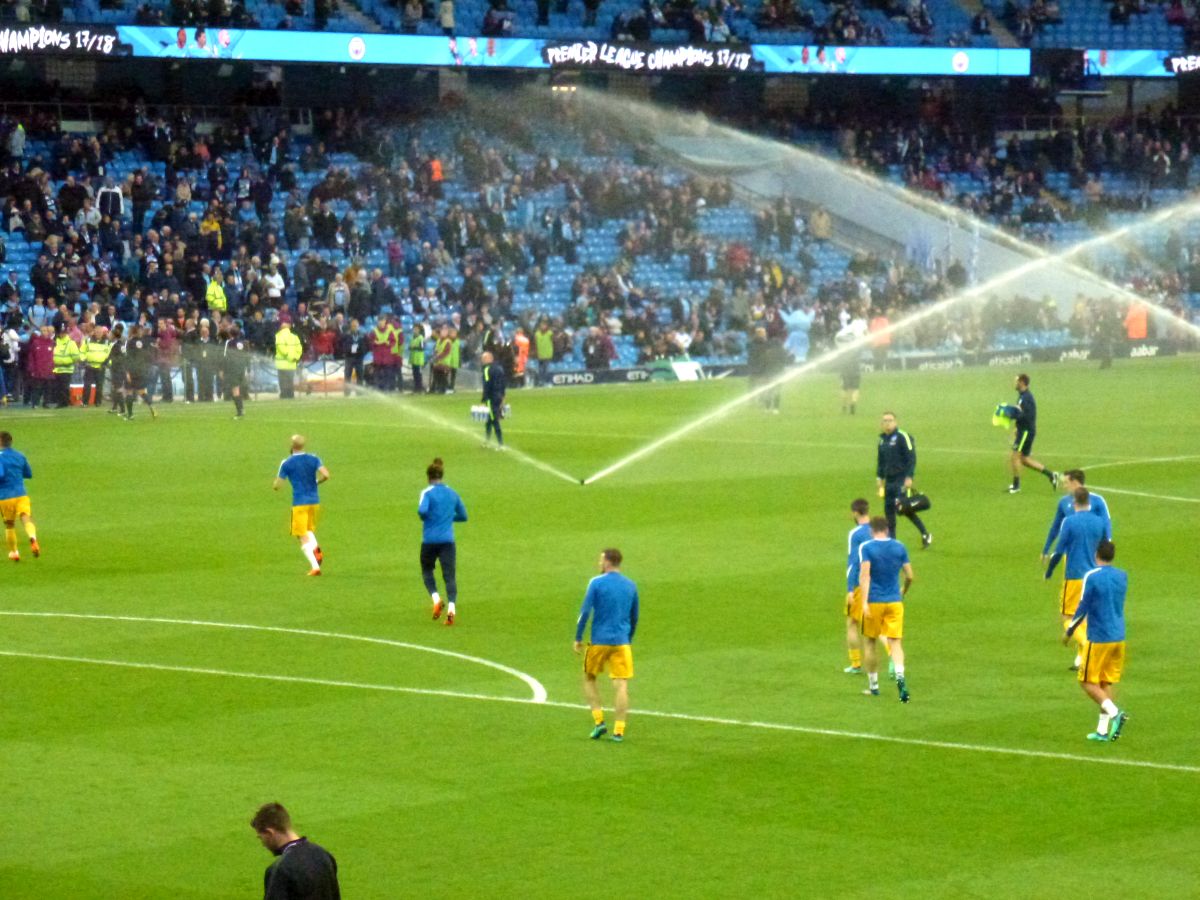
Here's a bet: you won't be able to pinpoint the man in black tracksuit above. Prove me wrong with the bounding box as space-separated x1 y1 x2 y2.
251 803 340 900
876 410 930 547
480 349 507 449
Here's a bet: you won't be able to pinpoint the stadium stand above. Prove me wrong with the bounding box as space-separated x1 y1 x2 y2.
1 93 1196 408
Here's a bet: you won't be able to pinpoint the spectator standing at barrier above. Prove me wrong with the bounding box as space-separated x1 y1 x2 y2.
156 316 178 403
340 318 367 395
275 321 302 399
583 326 615 371
1 324 18 404
195 323 219 402
181 319 199 403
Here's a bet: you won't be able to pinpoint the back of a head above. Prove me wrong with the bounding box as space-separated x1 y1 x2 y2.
250 802 291 833
1073 486 1090 508
427 457 444 482
1097 539 1116 563
869 515 890 535
0 431 11 448
602 547 622 568
1063 468 1085 486
290 433 306 453
850 498 870 517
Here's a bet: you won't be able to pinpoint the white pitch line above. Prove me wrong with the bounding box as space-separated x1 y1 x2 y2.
1087 484 1200 505
2 648 1196 775
0 611 547 703
0 650 544 706
1083 455 1200 472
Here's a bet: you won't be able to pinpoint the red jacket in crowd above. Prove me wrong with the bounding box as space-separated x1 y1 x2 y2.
27 333 55 379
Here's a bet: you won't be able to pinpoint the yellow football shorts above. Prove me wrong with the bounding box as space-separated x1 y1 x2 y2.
584 644 634 679
846 586 864 623
1079 641 1125 685
290 504 319 537
862 601 904 640
1060 579 1082 616
0 496 31 522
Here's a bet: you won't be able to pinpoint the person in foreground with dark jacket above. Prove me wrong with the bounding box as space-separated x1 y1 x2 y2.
251 802 340 900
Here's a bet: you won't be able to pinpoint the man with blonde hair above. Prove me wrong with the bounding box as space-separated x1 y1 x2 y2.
273 434 330 575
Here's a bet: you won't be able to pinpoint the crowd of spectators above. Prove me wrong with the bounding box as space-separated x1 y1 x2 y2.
0 100 753 406
2 92 1197 410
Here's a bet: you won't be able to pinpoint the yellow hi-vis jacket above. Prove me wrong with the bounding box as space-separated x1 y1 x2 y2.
53 335 80 374
84 339 112 369
274 327 303 371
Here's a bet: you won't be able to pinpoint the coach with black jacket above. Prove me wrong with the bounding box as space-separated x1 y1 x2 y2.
251 803 340 900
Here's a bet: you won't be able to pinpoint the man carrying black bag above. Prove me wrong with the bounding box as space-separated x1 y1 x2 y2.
875 411 932 549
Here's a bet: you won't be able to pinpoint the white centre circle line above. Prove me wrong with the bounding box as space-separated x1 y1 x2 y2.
0 611 548 704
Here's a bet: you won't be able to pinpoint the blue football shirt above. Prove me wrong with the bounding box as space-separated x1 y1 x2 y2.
575 571 640 645
0 448 32 500
846 522 872 591
1049 512 1108 581
859 538 910 603
278 453 323 507
1073 565 1127 643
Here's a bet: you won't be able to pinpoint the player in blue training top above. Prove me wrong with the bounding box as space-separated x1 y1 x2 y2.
1046 487 1108 670
858 516 915 703
417 457 468 625
1041 468 1112 563
272 434 330 576
574 548 640 742
1065 540 1129 742
843 498 873 675
0 431 40 562
1008 373 1059 494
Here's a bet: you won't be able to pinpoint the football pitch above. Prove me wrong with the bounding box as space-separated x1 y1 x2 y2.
3 356 1199 899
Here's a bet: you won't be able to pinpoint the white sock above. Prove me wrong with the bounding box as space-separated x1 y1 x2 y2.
448 601 456 615
1101 698 1119 717
894 665 905 679
301 538 319 570
868 672 879 690
1097 713 1111 735
431 591 441 606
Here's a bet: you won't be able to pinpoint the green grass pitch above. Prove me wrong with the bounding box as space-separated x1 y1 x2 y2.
3 356 1199 898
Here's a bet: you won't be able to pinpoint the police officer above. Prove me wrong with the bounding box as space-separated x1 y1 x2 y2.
875 410 931 548
52 325 80 408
